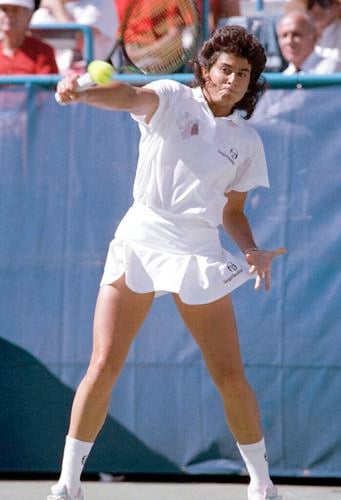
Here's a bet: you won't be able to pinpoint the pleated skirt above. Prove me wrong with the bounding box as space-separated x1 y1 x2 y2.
100 202 253 304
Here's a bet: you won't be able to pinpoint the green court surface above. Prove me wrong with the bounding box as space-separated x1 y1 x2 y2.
1 481 341 499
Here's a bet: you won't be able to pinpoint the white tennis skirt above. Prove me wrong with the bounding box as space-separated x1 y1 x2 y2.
100 202 253 304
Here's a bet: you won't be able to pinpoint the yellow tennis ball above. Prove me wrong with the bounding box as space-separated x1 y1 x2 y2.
88 60 114 85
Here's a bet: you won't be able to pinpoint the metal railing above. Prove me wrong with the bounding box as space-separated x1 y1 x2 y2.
0 3 340 90
29 23 94 65
0 72 341 89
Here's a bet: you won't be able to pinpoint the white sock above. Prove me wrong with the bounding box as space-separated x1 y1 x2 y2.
237 437 273 491
57 435 94 496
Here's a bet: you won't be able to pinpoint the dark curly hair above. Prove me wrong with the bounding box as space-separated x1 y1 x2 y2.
192 26 267 119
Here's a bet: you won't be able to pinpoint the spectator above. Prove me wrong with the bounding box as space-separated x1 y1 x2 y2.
277 10 341 72
114 1 241 36
307 0 341 65
31 0 118 73
0 0 58 74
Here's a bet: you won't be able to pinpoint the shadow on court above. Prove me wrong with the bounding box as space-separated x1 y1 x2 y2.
0 338 180 473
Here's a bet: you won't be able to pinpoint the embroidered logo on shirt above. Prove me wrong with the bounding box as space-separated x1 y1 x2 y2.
176 112 199 139
218 147 239 165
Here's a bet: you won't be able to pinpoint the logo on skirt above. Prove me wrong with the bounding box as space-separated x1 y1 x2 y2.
226 261 238 272
223 262 242 283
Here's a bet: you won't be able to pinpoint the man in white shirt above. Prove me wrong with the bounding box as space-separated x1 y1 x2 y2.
277 10 341 73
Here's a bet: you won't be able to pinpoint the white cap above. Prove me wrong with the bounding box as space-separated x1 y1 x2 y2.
0 0 34 9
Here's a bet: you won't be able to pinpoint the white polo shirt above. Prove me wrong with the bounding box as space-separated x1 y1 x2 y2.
101 80 270 303
131 79 269 228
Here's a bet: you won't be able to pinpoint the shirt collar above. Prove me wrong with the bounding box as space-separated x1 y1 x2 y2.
283 51 324 74
192 86 242 125
283 63 298 75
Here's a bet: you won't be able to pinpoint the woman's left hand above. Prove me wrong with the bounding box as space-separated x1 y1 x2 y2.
245 247 287 291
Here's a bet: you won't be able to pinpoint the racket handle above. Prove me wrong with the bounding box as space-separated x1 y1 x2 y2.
55 72 94 105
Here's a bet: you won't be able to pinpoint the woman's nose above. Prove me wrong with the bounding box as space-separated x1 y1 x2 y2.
227 72 237 85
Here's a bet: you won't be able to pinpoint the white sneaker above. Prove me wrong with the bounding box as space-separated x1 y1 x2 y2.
47 484 84 500
248 484 282 500
265 486 282 500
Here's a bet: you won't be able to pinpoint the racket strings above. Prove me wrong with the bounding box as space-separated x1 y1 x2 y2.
122 0 199 73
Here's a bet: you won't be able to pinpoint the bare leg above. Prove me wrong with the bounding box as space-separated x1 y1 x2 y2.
173 293 262 444
48 276 155 498
68 275 155 442
172 294 280 498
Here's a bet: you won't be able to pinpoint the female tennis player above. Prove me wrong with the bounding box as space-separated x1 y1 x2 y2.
50 26 285 500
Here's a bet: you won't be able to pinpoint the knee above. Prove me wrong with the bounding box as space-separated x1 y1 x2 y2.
210 366 249 397
86 354 122 387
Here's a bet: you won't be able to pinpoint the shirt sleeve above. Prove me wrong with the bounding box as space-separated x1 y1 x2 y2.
130 79 181 130
231 129 270 191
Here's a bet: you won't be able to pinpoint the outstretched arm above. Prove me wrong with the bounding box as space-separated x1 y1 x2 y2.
222 190 286 291
56 75 159 122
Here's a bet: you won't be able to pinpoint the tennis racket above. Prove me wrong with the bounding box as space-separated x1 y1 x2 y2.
108 0 200 74
55 1 199 103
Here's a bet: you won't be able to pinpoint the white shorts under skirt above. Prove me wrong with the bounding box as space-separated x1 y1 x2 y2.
100 202 253 304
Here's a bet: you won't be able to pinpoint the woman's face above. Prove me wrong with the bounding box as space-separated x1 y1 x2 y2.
202 52 251 116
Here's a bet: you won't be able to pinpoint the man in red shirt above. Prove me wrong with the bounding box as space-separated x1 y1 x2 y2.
0 0 58 74
114 1 241 40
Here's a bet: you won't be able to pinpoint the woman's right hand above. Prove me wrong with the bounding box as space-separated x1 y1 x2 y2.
56 74 80 105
